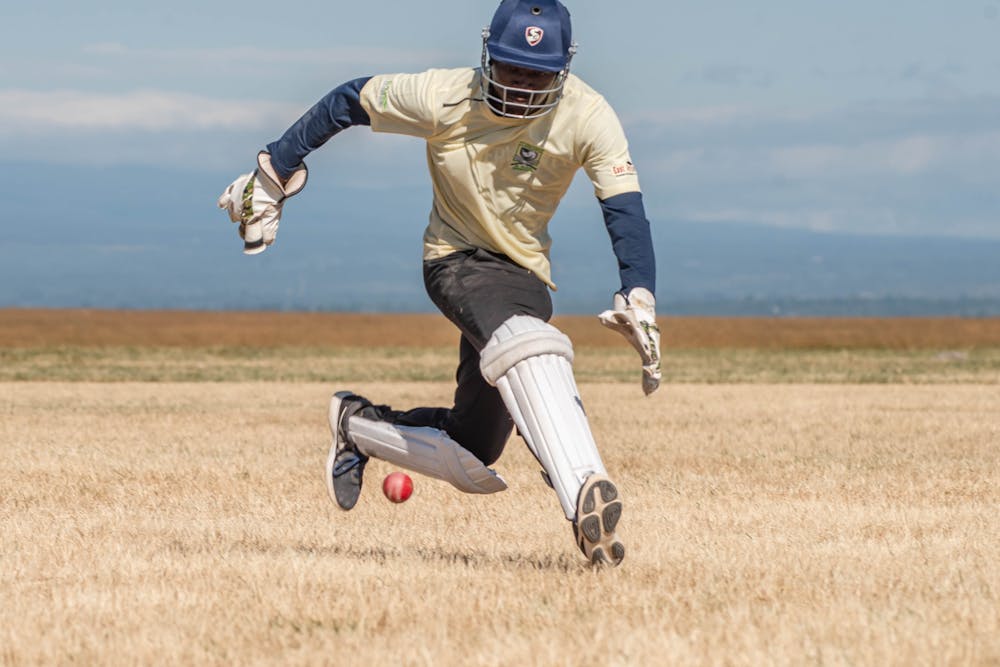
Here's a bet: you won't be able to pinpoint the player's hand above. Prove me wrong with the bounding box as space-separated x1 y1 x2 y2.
217 151 307 255
598 287 662 395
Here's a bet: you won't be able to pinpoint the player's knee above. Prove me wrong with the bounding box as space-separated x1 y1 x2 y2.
477 424 513 467
447 415 513 467
479 315 574 385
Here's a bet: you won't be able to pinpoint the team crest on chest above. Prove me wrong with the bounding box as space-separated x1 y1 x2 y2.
511 142 545 172
525 26 544 46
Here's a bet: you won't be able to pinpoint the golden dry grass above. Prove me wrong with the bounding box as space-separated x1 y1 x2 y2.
3 310 999 384
2 345 999 384
4 308 1000 349
3 381 999 665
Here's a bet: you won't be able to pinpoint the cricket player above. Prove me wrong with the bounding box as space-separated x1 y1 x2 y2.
217 0 660 566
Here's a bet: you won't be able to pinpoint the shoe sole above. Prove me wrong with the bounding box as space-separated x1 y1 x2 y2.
574 474 625 566
325 391 366 510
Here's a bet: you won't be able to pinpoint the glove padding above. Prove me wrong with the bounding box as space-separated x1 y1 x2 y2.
217 151 307 255
598 287 662 395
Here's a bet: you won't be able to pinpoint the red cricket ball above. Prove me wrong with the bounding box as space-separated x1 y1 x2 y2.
382 472 413 503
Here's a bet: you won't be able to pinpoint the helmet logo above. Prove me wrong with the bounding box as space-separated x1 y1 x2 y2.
525 26 544 47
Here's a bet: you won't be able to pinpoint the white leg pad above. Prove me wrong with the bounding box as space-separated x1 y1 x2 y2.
480 315 606 519
347 416 508 494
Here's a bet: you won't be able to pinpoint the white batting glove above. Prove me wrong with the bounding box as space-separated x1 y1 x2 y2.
598 287 662 395
217 151 307 255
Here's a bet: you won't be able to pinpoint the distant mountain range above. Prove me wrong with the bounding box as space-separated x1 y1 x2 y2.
3 161 998 316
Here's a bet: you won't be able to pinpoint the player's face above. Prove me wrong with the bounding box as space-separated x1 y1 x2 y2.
487 61 559 116
490 62 558 102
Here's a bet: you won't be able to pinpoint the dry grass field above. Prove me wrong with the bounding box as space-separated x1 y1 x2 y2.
4 308 1000 349
2 309 999 384
2 310 999 665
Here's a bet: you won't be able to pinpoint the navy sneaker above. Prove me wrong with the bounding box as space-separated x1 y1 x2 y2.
325 391 372 511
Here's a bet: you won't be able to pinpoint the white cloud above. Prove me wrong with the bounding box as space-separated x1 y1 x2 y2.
631 96 1000 239
78 42 458 71
685 63 774 88
768 132 1000 176
682 208 842 233
0 89 300 132
625 104 813 127
2 85 997 240
882 136 939 173
636 96 1000 182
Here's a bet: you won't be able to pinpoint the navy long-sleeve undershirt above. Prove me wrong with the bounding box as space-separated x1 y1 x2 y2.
599 191 656 296
267 76 373 179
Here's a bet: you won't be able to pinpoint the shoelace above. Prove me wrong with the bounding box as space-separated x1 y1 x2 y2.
332 452 363 477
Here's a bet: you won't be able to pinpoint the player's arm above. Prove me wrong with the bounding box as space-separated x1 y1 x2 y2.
267 76 374 180
216 77 373 253
597 190 661 396
600 190 655 297
580 102 661 395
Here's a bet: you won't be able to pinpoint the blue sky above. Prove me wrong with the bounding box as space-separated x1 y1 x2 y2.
1 1 999 314
3 1 999 241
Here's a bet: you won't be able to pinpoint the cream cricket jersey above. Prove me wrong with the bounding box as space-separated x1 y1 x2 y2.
358 68 641 290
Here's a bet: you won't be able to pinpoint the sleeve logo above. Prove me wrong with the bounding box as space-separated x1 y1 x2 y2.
378 80 393 110
511 142 545 172
525 26 544 47
612 161 637 177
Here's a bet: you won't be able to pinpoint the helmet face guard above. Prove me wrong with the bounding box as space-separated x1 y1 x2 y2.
480 31 575 119
479 0 576 119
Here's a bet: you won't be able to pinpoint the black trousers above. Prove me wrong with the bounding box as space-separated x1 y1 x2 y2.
371 249 552 466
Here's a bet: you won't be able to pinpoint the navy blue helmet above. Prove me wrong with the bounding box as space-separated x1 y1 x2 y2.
480 0 577 118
